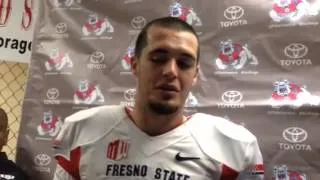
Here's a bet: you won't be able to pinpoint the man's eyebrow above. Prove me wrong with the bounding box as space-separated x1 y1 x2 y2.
149 48 196 61
149 48 168 54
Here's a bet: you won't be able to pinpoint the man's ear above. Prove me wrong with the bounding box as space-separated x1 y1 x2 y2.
131 56 138 77
192 65 199 86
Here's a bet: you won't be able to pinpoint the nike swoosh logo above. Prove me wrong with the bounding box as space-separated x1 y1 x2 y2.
175 152 200 161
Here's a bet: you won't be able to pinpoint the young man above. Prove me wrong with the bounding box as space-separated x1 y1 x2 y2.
0 108 29 180
53 17 264 180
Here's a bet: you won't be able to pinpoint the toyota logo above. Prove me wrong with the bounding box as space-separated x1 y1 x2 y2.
283 127 308 143
131 16 146 30
34 154 51 166
46 88 60 100
224 6 244 20
124 89 136 101
284 43 308 59
90 51 105 64
221 90 243 104
55 22 68 34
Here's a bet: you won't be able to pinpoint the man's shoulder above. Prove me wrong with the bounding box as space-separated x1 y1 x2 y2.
55 105 126 148
64 105 124 124
187 113 257 143
186 113 259 170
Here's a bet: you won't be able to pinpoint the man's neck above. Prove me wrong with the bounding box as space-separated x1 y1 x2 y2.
130 104 185 136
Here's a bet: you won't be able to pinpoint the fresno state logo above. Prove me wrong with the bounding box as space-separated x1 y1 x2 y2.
168 1 202 26
121 47 135 71
215 39 258 70
74 80 105 105
82 14 114 36
37 111 62 137
269 80 320 108
273 165 307 180
269 0 318 22
45 49 73 71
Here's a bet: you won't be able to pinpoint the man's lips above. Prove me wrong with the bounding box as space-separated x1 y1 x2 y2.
157 84 179 92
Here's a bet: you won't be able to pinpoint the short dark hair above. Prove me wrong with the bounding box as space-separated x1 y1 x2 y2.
134 17 200 62
0 108 8 131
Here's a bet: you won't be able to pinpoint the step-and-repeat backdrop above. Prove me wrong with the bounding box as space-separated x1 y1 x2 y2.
16 0 320 179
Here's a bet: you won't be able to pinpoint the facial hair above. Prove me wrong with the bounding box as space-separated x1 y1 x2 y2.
148 101 179 115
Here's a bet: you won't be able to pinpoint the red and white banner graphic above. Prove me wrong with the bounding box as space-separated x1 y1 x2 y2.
0 0 38 63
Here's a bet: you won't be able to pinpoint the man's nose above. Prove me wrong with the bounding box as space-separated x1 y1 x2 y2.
162 59 178 78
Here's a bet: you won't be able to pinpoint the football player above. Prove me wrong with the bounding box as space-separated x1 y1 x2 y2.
53 17 264 180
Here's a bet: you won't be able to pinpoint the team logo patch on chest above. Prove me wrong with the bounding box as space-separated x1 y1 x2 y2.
106 139 129 160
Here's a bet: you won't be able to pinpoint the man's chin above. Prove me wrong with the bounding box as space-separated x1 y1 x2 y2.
148 101 179 115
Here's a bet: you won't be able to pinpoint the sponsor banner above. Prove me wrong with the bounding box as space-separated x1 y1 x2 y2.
0 0 38 63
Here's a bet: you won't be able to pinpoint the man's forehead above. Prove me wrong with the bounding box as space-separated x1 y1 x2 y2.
146 26 198 55
147 26 197 42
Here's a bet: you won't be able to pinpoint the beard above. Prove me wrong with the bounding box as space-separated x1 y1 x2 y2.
148 100 179 115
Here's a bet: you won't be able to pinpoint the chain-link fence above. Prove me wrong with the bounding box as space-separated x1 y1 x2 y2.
0 60 29 161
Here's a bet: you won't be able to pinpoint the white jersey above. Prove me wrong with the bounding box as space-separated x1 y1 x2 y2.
53 105 264 180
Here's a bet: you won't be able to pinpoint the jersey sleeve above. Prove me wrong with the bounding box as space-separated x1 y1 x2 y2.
52 105 120 180
237 139 264 180
52 120 81 180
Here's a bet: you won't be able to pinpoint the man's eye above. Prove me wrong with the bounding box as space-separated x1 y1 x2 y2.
177 61 192 69
177 57 194 69
151 54 168 63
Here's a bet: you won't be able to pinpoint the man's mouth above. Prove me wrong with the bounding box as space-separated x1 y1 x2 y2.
157 84 179 92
